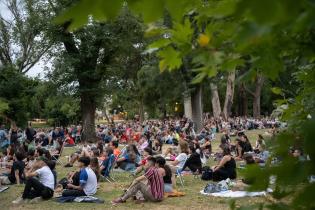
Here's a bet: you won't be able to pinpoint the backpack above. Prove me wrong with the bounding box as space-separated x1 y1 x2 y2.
201 166 213 181
203 180 229 194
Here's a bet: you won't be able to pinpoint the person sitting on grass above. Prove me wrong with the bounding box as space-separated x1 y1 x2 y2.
182 145 202 174
100 147 114 177
111 156 164 205
109 141 121 159
211 144 237 181
0 151 25 187
116 144 140 171
25 149 36 170
64 144 93 167
12 157 55 204
170 140 189 170
254 144 270 164
254 134 265 153
155 156 173 193
235 138 244 161
240 134 253 153
90 157 100 181
132 147 153 175
163 138 179 161
62 157 97 197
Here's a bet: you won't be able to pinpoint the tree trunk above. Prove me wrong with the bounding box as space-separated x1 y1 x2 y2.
238 83 248 117
223 71 235 120
80 93 96 143
253 75 265 118
104 108 110 123
191 85 203 132
183 91 193 120
210 83 222 118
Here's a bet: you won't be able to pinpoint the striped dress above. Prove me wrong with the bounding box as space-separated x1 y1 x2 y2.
145 167 164 200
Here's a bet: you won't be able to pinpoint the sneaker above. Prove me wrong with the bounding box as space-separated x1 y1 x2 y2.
12 197 25 205
29 197 43 204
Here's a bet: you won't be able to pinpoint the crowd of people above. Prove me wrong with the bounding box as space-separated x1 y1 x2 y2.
0 116 295 206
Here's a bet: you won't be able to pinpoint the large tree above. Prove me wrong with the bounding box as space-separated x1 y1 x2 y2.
0 0 52 73
50 4 144 142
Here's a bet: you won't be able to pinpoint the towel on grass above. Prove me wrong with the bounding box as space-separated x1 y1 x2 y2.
200 189 272 198
56 195 104 203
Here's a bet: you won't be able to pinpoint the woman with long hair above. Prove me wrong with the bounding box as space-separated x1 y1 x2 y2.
212 144 236 181
156 156 173 193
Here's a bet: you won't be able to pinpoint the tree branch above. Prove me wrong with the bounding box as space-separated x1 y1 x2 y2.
244 84 255 97
21 45 51 74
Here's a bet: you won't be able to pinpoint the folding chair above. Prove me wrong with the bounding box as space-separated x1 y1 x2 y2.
51 142 65 165
102 154 117 183
175 156 188 187
176 168 185 187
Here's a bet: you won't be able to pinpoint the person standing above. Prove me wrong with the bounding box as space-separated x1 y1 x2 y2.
25 123 36 142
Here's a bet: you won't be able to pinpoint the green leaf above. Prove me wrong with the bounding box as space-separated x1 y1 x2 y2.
147 38 171 49
191 72 207 84
164 0 194 22
0 98 9 114
157 46 182 72
171 19 193 45
221 58 245 70
271 87 283 95
129 0 164 23
54 0 124 31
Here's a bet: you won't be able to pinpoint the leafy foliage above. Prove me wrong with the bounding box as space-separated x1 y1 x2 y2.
57 0 315 209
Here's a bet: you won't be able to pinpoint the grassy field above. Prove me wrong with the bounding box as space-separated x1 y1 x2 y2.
0 129 272 210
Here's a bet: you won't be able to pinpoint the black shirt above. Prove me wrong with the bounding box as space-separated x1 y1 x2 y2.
26 127 36 141
243 142 253 152
8 160 25 183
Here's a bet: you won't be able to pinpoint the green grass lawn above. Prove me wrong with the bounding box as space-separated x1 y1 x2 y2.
0 129 272 210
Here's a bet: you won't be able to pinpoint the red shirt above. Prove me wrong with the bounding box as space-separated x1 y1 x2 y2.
145 167 164 200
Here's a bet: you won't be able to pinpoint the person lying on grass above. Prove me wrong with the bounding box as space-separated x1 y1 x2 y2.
12 157 55 204
111 156 164 205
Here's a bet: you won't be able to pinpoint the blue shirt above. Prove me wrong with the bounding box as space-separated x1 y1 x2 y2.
0 129 7 141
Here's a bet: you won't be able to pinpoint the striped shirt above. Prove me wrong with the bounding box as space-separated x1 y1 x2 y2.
145 167 164 200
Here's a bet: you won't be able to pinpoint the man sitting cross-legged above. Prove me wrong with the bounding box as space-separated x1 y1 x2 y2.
111 156 164 205
62 156 97 197
12 157 55 204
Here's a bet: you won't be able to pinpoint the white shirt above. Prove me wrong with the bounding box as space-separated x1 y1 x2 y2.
36 166 55 190
175 153 188 169
80 167 97 196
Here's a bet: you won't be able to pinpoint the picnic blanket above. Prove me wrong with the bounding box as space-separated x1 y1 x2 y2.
56 195 104 203
200 189 271 198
